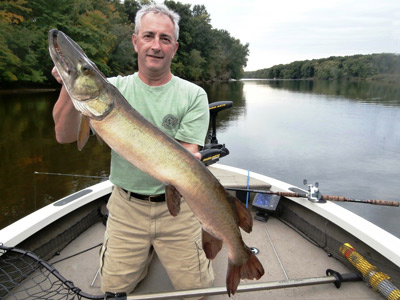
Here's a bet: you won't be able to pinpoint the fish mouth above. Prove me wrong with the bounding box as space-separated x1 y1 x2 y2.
49 29 76 79
52 30 70 75
48 29 102 101
48 29 114 119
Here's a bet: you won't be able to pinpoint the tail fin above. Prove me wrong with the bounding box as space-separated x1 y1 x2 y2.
226 247 265 296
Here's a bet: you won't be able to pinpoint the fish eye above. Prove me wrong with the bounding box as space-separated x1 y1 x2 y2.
81 65 91 73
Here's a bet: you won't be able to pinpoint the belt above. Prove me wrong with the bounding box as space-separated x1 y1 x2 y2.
121 187 166 202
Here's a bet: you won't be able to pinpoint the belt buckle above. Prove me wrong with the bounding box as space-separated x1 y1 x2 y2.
147 195 156 202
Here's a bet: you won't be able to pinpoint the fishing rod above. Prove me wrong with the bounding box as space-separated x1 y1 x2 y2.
226 181 399 207
32 172 399 207
33 171 108 179
33 171 109 206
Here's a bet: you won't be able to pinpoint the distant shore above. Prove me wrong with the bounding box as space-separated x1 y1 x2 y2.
1 73 399 94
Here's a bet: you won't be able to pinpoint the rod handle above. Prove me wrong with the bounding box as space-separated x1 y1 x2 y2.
321 195 399 207
364 199 400 206
276 191 306 197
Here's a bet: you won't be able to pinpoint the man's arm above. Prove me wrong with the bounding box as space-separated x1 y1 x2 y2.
51 67 81 144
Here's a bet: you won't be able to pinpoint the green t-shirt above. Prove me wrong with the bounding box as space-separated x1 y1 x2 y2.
107 73 210 195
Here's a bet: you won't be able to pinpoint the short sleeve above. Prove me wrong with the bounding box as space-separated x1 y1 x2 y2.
174 89 210 147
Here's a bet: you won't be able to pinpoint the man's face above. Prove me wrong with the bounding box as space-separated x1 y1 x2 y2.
132 12 179 76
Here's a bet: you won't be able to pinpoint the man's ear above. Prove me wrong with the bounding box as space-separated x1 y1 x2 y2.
172 42 179 58
132 33 138 52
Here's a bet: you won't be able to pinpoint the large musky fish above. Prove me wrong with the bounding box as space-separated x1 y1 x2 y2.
48 29 264 296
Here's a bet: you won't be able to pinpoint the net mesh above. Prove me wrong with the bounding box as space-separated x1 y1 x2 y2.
0 197 107 300
0 246 84 299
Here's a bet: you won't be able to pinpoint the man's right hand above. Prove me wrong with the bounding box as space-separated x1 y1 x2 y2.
52 66 63 84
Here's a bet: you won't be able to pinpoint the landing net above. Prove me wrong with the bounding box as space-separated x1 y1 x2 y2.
0 245 102 300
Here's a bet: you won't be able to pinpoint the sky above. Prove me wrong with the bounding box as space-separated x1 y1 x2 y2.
177 0 400 71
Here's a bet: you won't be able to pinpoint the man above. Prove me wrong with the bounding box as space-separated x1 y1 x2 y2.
52 4 214 297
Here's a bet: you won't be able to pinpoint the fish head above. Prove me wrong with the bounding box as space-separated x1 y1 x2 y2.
48 29 113 120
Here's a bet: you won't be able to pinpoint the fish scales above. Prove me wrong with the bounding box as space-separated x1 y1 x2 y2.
91 101 239 242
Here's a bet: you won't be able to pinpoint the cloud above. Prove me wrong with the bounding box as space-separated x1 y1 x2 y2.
178 0 400 71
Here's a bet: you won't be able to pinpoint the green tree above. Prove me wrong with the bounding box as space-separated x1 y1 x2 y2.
300 60 315 78
0 0 33 82
0 0 250 85
213 29 249 80
245 53 400 80
315 60 342 79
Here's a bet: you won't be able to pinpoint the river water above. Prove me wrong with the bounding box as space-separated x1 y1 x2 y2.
1 80 399 238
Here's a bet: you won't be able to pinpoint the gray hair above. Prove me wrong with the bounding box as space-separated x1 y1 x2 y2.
135 4 181 41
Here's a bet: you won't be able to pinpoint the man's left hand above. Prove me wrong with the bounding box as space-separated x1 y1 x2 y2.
179 141 202 160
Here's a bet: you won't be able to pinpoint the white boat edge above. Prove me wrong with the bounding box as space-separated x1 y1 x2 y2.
1 163 399 269
0 180 113 248
212 164 400 268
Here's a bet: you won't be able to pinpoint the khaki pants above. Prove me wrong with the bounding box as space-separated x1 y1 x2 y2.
100 186 214 295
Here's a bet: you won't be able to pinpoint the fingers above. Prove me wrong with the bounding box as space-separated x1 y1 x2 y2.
51 66 63 84
178 141 202 160
193 152 202 160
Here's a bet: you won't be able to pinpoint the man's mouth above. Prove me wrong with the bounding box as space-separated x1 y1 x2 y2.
147 54 163 59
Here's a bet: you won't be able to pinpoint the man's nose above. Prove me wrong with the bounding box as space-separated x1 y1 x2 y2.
151 37 161 50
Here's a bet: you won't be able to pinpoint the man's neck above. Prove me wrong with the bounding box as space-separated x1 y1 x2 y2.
138 70 173 86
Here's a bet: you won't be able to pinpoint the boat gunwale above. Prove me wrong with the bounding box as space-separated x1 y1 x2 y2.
1 164 399 268
211 163 400 268
0 180 113 247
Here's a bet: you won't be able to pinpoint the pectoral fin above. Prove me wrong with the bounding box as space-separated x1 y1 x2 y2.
228 194 253 233
166 184 181 217
202 229 223 259
77 115 91 151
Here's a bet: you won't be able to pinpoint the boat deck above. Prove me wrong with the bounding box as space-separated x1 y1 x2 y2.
48 166 380 299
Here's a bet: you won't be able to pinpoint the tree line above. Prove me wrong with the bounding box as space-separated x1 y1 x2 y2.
0 0 249 86
245 53 400 81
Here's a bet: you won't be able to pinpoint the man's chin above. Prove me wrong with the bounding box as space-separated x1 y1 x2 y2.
144 60 170 73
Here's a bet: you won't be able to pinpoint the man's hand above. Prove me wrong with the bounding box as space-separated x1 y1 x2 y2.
192 152 202 160
52 66 63 84
179 141 202 160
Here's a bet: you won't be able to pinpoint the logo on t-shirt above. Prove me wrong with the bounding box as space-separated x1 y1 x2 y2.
162 114 179 130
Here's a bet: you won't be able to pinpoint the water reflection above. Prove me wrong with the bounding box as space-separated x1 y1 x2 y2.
244 79 400 106
0 91 110 228
1 80 399 238
202 80 400 237
201 81 246 134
